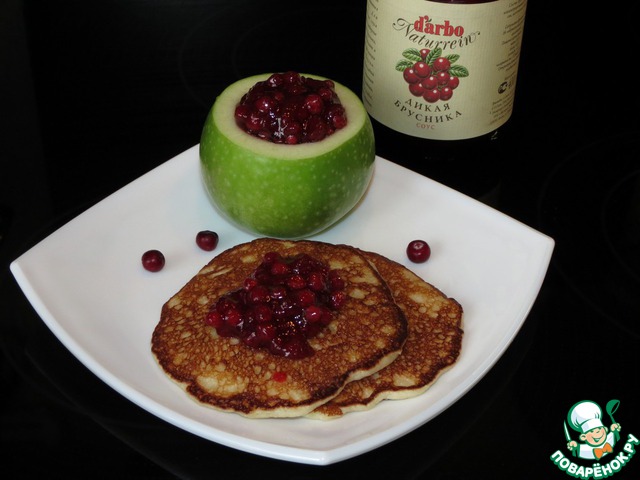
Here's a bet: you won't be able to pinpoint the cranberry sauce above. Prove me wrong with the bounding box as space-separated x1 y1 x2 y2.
233 72 348 145
205 251 347 359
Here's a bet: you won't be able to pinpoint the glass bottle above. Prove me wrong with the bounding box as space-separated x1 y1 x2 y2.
363 0 527 200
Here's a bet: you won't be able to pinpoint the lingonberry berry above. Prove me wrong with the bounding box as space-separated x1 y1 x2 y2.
433 57 451 71
196 230 219 251
422 75 438 90
413 61 431 78
304 94 324 114
141 250 165 272
437 71 450 85
440 87 453 101
447 76 460 89
406 240 431 264
403 67 420 84
423 88 440 103
409 82 425 96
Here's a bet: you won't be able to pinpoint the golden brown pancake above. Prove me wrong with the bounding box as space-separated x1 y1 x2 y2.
309 250 463 418
151 238 407 418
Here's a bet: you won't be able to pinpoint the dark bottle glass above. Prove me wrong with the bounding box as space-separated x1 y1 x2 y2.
363 0 527 200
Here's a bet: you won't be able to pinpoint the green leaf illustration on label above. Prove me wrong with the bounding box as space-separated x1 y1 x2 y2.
402 48 423 62
449 65 469 78
395 59 415 71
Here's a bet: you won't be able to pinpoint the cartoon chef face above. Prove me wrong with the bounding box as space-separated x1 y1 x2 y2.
568 400 606 437
581 426 609 447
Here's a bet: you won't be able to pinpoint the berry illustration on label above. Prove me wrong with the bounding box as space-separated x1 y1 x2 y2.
396 48 469 103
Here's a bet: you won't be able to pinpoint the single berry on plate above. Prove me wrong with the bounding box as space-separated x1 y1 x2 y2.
406 240 431 263
196 230 219 251
142 249 165 272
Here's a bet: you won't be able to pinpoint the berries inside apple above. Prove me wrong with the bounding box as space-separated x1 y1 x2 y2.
200 72 375 238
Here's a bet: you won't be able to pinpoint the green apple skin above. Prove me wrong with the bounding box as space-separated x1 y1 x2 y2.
199 74 375 239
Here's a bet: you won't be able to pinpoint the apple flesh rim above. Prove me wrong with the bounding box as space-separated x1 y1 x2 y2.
199 73 375 239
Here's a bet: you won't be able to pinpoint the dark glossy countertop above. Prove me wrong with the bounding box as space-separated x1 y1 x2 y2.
2 1 640 479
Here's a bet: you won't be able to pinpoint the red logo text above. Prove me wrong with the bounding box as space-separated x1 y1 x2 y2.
414 16 464 37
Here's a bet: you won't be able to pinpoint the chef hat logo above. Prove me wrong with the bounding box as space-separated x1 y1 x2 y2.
568 400 604 434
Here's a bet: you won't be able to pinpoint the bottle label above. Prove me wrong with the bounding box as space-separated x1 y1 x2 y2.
363 0 527 140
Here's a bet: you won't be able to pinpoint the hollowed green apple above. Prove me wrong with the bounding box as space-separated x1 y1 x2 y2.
199 73 375 238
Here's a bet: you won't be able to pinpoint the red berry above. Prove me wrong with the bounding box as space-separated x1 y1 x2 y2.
267 73 284 88
413 61 431 78
325 104 347 129
196 230 219 251
420 48 430 60
243 277 258 290
141 250 165 272
403 68 420 84
307 271 325 291
252 304 273 323
205 311 224 328
304 94 324 114
328 271 345 291
317 86 334 102
440 87 453 101
423 88 440 103
331 114 347 130
304 305 324 323
247 285 270 304
437 71 450 85
447 76 460 89
254 96 276 114
409 82 425 96
270 261 290 276
286 274 307 290
294 288 316 307
244 112 263 132
234 104 250 121
225 309 242 327
256 323 276 340
406 240 431 263
330 291 347 309
433 57 451 71
422 75 438 90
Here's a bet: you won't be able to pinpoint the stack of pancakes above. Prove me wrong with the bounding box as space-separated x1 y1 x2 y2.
151 238 463 419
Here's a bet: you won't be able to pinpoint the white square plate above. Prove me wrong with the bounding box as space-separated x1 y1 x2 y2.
10 145 554 465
